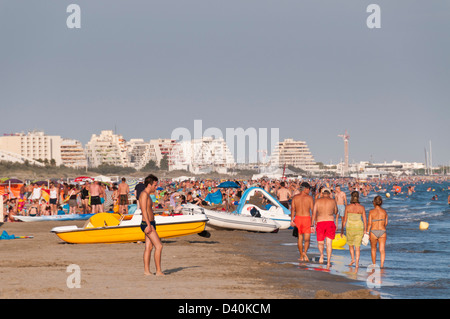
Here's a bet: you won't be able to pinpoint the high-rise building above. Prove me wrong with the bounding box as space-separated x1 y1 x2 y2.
149 138 178 167
0 131 62 166
85 130 129 168
60 138 88 168
170 137 235 172
270 138 319 171
127 138 157 170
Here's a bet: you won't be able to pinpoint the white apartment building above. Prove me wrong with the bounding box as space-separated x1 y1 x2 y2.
0 131 63 166
60 138 88 168
85 130 129 168
170 137 235 172
150 138 177 167
270 138 319 171
127 138 157 170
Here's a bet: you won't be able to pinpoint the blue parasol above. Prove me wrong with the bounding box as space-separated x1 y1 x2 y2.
217 181 240 189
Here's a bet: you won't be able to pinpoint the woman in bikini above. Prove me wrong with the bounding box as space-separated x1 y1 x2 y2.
367 195 388 268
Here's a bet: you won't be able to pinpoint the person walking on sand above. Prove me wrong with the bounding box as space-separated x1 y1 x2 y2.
140 174 164 276
367 195 388 268
341 191 366 270
290 182 314 262
312 188 338 269
334 185 347 229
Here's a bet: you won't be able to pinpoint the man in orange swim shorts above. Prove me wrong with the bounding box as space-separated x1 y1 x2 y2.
291 182 314 262
312 188 338 269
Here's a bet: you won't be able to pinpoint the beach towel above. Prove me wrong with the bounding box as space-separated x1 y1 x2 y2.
0 230 33 240
205 190 222 205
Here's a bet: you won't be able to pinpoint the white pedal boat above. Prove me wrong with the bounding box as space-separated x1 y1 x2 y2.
182 204 280 233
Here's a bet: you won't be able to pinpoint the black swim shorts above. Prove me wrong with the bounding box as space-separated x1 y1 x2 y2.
91 196 102 205
140 220 156 233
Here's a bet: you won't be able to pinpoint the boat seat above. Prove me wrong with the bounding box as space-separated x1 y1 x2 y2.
85 213 121 228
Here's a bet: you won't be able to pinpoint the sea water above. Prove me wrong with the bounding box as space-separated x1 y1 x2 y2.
241 181 450 299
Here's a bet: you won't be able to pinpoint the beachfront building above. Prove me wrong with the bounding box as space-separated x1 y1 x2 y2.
169 137 235 173
85 130 129 168
60 138 88 169
270 138 319 171
150 138 178 168
0 131 63 166
127 138 157 170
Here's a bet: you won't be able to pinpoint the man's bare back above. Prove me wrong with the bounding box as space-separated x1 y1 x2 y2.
291 192 313 218
313 196 337 222
118 182 129 195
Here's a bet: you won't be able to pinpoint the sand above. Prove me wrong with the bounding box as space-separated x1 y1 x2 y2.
0 220 378 300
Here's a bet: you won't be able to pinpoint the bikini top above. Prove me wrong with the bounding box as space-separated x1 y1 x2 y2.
371 217 386 226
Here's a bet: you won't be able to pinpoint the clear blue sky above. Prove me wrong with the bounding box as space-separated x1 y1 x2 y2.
1 1 449 165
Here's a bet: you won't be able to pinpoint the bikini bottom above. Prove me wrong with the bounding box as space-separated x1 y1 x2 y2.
371 229 386 238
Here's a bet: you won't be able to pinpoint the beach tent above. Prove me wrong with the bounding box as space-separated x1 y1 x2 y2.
172 176 195 182
94 175 112 183
0 178 24 199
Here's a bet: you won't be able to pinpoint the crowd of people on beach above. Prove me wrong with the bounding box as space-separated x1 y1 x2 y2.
2 174 449 274
2 175 449 221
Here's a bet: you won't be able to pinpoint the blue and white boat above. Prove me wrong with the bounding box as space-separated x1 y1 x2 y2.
232 187 292 230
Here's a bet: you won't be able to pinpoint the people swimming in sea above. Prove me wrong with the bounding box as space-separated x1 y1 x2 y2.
367 195 388 268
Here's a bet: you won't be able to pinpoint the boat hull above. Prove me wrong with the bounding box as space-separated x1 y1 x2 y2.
14 214 94 222
183 204 279 233
51 214 208 244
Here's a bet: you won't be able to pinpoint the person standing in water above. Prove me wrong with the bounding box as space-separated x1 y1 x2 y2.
334 185 347 229
312 188 338 269
367 195 388 268
341 191 367 270
290 182 314 262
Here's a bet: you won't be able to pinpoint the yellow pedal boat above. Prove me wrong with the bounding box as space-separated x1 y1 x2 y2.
51 212 209 244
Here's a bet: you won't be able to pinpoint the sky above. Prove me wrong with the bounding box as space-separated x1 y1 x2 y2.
1 0 449 166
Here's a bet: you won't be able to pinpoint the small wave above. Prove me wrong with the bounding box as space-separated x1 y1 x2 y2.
406 279 450 290
396 248 442 254
393 211 443 223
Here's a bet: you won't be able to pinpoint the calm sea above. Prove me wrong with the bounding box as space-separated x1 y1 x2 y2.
241 181 450 299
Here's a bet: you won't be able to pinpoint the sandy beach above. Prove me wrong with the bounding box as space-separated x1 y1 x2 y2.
0 220 377 300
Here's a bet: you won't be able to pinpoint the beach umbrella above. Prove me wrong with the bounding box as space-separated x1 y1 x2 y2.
74 176 94 183
217 181 240 211
0 178 23 185
33 180 48 186
126 179 139 193
217 181 240 189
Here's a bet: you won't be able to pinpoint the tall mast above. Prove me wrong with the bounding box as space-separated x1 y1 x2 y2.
338 130 350 176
